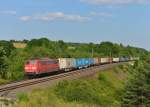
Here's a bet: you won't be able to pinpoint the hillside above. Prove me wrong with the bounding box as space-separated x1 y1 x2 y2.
14 59 150 107
0 38 149 107
0 38 149 82
15 64 129 107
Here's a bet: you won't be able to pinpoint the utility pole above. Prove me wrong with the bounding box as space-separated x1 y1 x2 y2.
91 48 94 58
109 51 112 57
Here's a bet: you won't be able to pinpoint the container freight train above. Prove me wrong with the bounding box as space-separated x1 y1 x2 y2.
24 57 139 76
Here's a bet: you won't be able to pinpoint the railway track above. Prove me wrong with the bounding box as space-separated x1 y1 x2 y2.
0 70 83 92
0 62 128 97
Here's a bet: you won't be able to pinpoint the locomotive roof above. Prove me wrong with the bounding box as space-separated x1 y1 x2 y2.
29 58 58 61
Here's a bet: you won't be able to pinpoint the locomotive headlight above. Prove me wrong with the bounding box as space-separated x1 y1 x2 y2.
25 67 29 70
31 67 37 70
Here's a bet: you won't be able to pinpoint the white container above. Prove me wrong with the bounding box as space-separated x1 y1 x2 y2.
100 58 110 64
58 58 75 70
113 58 119 62
130 57 133 61
133 57 139 60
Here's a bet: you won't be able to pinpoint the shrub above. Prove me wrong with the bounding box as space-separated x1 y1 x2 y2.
98 73 108 81
118 64 123 69
55 80 101 105
17 93 29 102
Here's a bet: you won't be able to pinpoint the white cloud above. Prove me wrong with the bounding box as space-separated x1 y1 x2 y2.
90 12 113 17
81 0 145 5
20 12 90 22
20 16 32 21
0 10 16 15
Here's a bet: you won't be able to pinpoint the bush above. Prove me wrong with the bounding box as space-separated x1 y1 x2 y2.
98 73 108 81
118 64 123 69
55 80 101 105
17 93 29 102
0 79 10 85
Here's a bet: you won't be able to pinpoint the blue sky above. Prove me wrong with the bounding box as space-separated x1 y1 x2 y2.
0 0 150 49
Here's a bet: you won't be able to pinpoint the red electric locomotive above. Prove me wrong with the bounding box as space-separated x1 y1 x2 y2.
24 58 59 76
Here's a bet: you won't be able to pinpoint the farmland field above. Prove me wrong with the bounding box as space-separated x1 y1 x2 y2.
13 43 27 49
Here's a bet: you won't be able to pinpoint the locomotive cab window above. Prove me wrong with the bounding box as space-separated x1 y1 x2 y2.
26 60 36 64
41 61 47 64
26 61 30 65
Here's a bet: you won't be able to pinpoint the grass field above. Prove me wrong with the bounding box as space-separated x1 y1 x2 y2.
0 79 10 85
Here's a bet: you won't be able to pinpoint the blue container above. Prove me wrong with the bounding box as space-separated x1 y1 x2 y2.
75 58 94 68
89 58 94 65
84 58 90 66
75 58 84 68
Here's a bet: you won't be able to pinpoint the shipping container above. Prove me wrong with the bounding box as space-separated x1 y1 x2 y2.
109 57 113 63
84 58 90 66
94 58 101 65
119 56 130 62
75 58 84 68
85 58 94 66
135 57 140 60
89 58 94 65
130 57 134 61
125 57 130 61
100 57 110 64
75 58 93 68
119 57 126 62
94 58 99 65
113 58 119 62
58 58 75 70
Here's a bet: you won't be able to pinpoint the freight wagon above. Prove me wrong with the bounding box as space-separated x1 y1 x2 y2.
119 56 130 62
84 58 91 67
132 57 140 60
93 58 100 65
75 58 94 69
100 57 112 64
113 58 119 63
130 57 134 61
119 57 125 62
89 58 94 65
58 58 75 71
129 57 139 61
